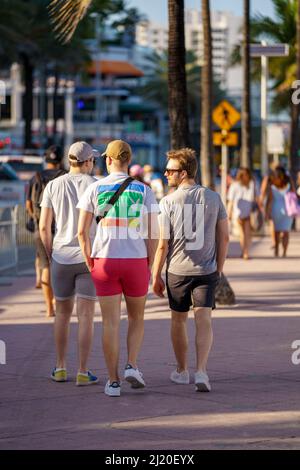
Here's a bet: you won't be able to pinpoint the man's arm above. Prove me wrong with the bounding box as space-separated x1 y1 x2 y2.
216 218 230 274
78 209 94 272
39 207 54 260
227 201 233 222
26 199 34 218
145 212 159 269
152 225 169 297
26 177 35 218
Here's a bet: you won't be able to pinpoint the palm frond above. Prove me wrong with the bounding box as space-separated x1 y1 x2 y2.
48 0 93 44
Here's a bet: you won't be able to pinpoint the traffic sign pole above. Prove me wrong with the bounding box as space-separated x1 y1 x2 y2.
221 143 228 205
261 42 269 176
250 42 289 176
213 101 241 204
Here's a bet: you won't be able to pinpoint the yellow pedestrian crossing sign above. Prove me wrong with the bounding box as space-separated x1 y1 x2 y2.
213 100 241 131
213 131 239 147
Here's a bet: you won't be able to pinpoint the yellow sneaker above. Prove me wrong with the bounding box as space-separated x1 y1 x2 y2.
51 367 67 382
76 370 99 386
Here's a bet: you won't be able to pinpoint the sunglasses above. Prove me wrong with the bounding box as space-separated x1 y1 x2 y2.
165 168 183 175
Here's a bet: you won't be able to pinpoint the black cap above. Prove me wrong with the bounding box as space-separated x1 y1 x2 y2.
45 145 63 163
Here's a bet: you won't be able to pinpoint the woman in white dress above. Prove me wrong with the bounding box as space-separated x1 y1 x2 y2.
227 168 259 260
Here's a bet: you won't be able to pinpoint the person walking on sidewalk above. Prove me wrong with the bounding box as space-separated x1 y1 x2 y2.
26 146 66 317
227 168 259 260
152 148 229 392
266 166 294 258
39 142 99 386
77 140 159 397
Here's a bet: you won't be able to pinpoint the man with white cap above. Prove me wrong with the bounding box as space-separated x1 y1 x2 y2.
39 141 99 386
77 140 160 397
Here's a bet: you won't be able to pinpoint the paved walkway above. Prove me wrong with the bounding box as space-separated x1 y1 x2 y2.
0 235 300 450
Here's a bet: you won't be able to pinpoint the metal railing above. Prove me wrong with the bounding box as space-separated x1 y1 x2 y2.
16 205 35 246
0 205 36 273
0 207 18 272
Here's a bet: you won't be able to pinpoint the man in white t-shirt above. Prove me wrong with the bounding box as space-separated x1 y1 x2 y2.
39 142 99 386
77 140 160 397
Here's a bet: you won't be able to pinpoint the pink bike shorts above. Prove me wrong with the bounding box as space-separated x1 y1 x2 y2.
91 258 151 297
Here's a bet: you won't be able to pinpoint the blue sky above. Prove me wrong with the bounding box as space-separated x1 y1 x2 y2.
128 0 275 24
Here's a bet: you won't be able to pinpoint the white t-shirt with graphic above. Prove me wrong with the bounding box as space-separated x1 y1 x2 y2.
77 172 160 259
41 172 97 264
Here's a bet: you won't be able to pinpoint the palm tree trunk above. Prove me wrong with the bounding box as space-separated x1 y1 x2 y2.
21 52 34 150
200 0 214 189
53 66 60 144
290 0 300 182
200 0 234 305
241 0 252 169
168 0 190 149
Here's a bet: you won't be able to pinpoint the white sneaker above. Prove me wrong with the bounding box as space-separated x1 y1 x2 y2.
104 380 121 397
194 371 211 392
170 369 190 384
124 364 145 388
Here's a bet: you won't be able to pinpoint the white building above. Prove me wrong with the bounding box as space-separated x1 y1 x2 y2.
136 9 243 91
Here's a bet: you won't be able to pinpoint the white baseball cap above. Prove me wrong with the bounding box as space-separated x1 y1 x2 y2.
68 141 100 162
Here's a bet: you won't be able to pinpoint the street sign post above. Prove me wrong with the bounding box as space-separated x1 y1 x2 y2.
250 42 289 176
212 100 241 131
213 131 239 147
267 124 285 165
213 101 241 204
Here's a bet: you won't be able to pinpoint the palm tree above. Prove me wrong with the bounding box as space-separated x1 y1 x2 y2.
168 0 190 149
139 49 225 114
241 0 252 170
48 0 93 44
251 0 300 179
201 0 214 189
290 0 300 181
48 0 125 43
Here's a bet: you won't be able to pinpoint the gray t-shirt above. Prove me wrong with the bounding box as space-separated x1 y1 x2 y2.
41 173 96 264
159 185 227 276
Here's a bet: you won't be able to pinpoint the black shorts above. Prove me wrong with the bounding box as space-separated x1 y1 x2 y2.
166 271 220 312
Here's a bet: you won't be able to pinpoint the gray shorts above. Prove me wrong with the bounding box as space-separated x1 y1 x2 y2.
51 259 97 301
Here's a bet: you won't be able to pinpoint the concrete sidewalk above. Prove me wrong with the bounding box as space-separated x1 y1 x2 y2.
0 235 300 450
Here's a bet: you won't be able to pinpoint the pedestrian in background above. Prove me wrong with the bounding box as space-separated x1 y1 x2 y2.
266 166 294 257
26 146 65 317
227 167 259 260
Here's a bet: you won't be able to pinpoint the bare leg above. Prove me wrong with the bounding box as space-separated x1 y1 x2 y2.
274 231 281 257
125 295 146 368
171 310 189 372
35 256 41 288
194 307 213 373
270 220 276 248
76 297 95 373
41 267 55 317
282 231 289 257
243 219 252 259
54 298 74 369
238 218 246 257
99 294 122 383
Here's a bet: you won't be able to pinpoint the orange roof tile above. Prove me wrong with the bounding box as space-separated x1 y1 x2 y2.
88 60 144 77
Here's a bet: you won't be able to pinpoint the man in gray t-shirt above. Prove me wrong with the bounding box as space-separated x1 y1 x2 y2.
152 148 229 393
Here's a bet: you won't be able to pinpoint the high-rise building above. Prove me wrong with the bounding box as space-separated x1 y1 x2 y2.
136 9 243 91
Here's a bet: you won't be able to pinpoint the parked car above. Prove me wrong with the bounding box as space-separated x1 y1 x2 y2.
0 155 43 181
